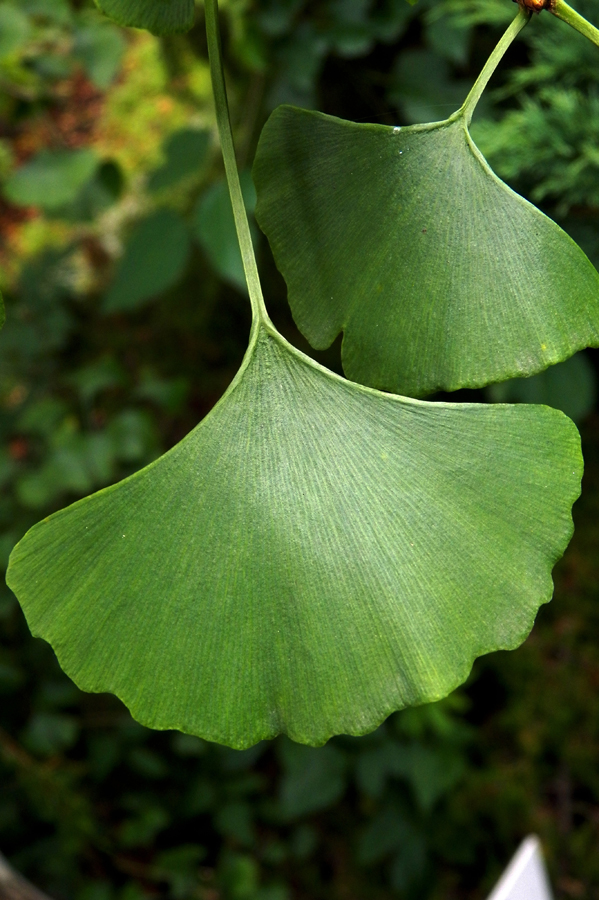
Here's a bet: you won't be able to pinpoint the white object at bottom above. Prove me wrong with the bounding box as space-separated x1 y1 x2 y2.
486 835 553 900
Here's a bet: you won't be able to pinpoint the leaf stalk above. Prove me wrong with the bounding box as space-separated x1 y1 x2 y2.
551 0 599 48
204 0 270 326
461 7 531 125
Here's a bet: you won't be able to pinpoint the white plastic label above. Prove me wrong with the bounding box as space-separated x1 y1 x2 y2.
487 835 553 900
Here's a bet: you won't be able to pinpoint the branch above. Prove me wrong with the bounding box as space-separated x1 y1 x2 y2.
0 854 54 900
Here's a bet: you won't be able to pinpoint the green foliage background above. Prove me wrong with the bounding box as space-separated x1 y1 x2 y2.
1 0 599 897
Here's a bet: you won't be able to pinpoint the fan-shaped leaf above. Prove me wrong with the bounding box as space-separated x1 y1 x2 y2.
253 105 599 396
94 0 195 35
7 322 581 748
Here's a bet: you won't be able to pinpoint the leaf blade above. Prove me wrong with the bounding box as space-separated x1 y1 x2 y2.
253 106 599 396
6 328 582 748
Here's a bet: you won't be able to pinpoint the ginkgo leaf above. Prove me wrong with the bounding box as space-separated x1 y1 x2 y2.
7 321 582 749
94 0 195 35
253 103 599 397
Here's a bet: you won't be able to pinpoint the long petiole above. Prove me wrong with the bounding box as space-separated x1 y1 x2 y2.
461 6 531 126
551 0 599 48
204 0 271 327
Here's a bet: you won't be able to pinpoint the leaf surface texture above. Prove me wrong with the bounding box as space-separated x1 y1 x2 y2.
7 324 582 747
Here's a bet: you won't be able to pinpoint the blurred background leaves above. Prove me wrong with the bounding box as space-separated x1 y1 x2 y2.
1 0 599 898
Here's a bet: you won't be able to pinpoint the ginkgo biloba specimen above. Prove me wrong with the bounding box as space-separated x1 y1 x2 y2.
7 0 599 748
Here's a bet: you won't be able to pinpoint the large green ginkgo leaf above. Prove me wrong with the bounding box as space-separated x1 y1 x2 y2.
7 321 581 748
94 0 195 35
253 104 599 397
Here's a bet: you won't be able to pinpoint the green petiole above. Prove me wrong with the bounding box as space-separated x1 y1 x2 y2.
461 6 531 125
551 0 599 49
204 0 271 328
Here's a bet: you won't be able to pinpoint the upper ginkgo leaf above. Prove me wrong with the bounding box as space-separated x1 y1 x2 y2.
94 0 195 35
253 105 599 396
7 322 581 749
